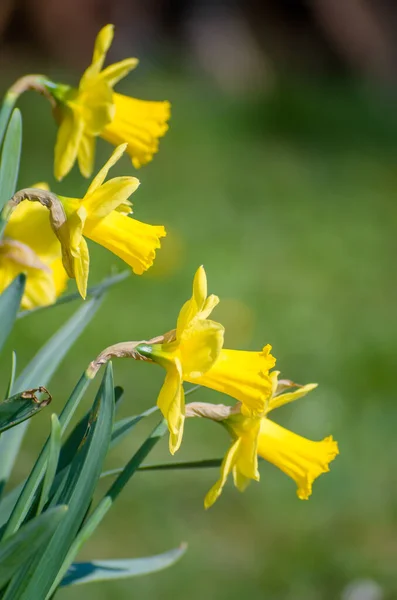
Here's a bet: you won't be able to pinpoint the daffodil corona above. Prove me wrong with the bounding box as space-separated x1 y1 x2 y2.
186 373 338 508
51 144 165 298
48 24 171 180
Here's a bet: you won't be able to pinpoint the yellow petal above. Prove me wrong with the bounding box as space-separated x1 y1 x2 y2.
73 236 90 299
68 206 87 257
77 80 115 135
179 319 224 378
86 144 127 196
77 133 96 179
176 266 219 337
80 24 115 86
83 176 139 219
268 383 318 412
84 211 165 275
187 345 276 417
156 358 185 454
204 438 241 509
257 418 339 500
50 257 68 297
101 94 171 168
5 201 60 260
99 58 139 87
54 110 84 181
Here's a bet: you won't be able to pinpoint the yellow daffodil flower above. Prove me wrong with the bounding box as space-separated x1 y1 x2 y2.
189 375 338 508
50 24 171 180
48 144 166 299
186 344 276 417
0 189 68 309
137 266 224 454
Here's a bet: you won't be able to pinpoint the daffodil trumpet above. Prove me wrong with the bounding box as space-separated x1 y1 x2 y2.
184 375 339 509
3 145 166 299
44 24 171 180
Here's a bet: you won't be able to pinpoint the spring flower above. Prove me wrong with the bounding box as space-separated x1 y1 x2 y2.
48 144 165 299
50 24 171 180
186 344 276 417
187 375 338 508
0 188 68 309
137 266 224 454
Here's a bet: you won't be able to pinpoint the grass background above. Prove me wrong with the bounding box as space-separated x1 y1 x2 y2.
1 69 397 599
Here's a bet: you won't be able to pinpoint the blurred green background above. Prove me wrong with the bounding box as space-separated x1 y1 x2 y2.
2 3 397 598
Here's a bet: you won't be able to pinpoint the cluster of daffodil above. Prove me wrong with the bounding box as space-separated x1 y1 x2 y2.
0 24 338 508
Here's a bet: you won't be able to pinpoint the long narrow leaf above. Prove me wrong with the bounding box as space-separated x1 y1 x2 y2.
12 364 115 600
51 419 168 594
0 108 22 212
0 390 51 434
17 270 130 320
101 458 223 479
4 351 17 399
0 275 25 353
0 296 102 496
0 505 67 589
2 371 91 538
61 545 187 587
37 414 61 515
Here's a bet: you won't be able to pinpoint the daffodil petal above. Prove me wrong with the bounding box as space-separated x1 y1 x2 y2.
176 266 219 337
179 319 224 378
99 58 139 87
77 134 96 179
188 345 276 417
156 358 185 454
69 205 87 257
101 94 170 168
257 418 339 500
80 24 115 86
84 211 165 274
204 438 241 509
54 110 84 181
83 176 139 219
268 383 318 412
86 144 127 196
73 237 90 300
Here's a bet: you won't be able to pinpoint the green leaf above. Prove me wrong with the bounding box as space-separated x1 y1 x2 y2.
101 458 223 479
0 390 51 434
17 270 130 320
13 364 115 600
110 406 158 449
52 419 168 594
0 296 103 497
0 275 25 353
0 108 22 212
61 545 187 587
2 371 91 539
36 414 61 515
4 351 17 399
0 505 67 590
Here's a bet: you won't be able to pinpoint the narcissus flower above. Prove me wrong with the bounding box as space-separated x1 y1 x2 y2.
186 344 276 417
49 24 171 180
186 374 338 508
50 144 165 299
0 188 68 309
137 266 224 454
